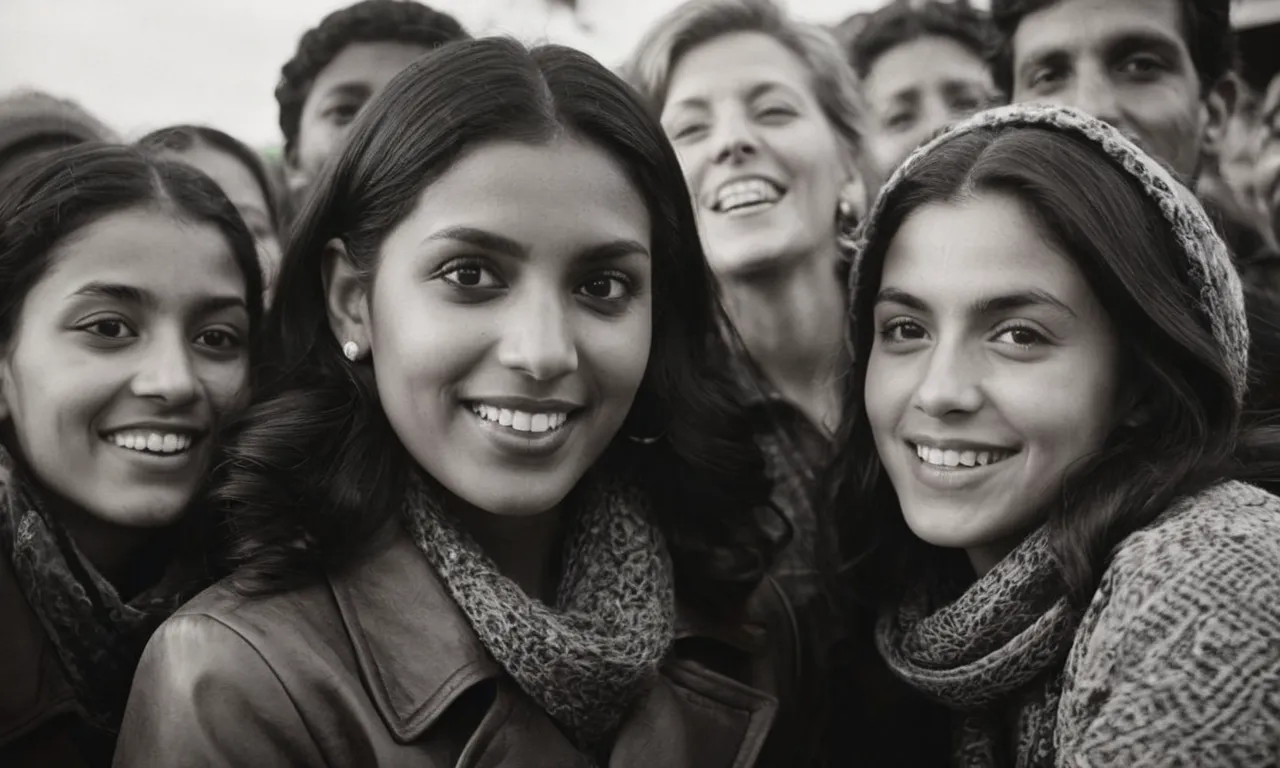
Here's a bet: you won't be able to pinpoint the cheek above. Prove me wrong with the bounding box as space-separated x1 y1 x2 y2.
864 351 909 436
994 353 1121 459
369 290 483 404
200 360 252 414
584 311 652 401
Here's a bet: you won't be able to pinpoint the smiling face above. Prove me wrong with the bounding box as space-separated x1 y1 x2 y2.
861 35 996 188
661 32 852 278
293 41 430 182
1009 0 1207 178
865 193 1124 574
326 136 652 517
0 206 252 531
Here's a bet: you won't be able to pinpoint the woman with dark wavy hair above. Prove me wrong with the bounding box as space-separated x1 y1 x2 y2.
0 144 263 767
115 37 816 767
829 104 1280 764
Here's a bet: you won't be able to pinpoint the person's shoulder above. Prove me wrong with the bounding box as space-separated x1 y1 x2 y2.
1101 481 1280 609
157 573 343 663
1117 481 1280 559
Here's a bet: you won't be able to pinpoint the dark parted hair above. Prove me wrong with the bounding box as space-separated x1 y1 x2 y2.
0 142 264 352
0 143 266 583
990 0 1234 97
275 0 468 159
841 0 996 82
827 125 1245 608
220 37 781 620
137 124 282 238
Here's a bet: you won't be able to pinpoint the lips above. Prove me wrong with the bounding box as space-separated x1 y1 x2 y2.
102 427 205 456
710 176 785 213
908 439 1018 470
469 403 569 434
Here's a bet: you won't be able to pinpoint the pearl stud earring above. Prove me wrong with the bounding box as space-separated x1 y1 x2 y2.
342 341 360 361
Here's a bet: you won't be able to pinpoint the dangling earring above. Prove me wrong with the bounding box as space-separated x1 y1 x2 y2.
838 196 855 219
626 426 667 446
342 341 361 361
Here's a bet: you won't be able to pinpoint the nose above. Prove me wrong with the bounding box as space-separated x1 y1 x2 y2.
496 289 579 381
130 331 201 406
711 110 758 165
911 340 984 418
1065 62 1124 130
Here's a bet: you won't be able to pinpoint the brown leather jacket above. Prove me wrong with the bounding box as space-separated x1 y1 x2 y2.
0 552 92 768
114 523 820 767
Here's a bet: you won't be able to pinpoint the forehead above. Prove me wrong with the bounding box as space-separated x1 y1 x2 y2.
386 137 651 255
1012 0 1188 60
664 31 818 107
881 195 1089 300
308 41 430 99
39 207 245 301
863 36 991 103
160 144 266 213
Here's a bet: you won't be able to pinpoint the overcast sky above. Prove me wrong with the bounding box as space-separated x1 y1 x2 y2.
0 0 914 148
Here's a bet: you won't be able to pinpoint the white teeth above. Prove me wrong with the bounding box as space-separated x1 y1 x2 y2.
109 430 194 454
915 443 1010 468
470 404 569 434
715 179 782 212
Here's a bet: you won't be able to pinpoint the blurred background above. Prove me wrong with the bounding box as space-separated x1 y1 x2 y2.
1 0 1277 155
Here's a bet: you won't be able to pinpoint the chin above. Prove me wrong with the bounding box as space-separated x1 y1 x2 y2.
457 484 571 518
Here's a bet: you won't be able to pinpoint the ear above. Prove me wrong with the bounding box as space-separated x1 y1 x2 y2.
321 238 371 355
1201 74 1240 160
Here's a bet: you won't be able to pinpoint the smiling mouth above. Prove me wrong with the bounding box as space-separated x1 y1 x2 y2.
911 442 1016 469
104 430 200 456
712 178 786 214
468 403 573 435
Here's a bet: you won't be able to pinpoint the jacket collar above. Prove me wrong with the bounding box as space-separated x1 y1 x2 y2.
329 522 776 743
328 523 501 743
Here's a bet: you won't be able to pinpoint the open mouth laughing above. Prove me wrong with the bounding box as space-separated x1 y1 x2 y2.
710 176 787 216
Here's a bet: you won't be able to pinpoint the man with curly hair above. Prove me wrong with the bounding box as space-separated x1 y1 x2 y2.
278 0 468 196
839 0 1000 193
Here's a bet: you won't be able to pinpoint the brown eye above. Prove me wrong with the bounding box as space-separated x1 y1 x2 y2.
578 275 630 301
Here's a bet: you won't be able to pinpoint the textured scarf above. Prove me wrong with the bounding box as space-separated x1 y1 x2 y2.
401 472 676 747
876 527 1082 767
0 450 191 735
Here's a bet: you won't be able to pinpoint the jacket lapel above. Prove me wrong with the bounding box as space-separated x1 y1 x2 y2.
610 602 778 768
329 524 500 743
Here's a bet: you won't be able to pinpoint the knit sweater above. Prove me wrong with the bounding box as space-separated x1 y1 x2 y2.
1056 480 1280 766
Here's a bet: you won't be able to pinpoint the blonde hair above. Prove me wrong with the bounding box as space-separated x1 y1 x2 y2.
625 0 865 158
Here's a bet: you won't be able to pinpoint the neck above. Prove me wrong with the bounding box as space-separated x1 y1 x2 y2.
720 245 848 432
455 503 566 603
51 498 158 596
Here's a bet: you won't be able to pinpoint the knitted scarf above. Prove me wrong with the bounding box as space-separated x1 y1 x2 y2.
401 472 676 747
876 527 1082 767
0 450 190 736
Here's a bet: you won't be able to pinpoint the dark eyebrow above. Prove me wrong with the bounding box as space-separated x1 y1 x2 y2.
974 290 1076 319
1106 31 1184 64
71 282 151 307
425 226 649 262
746 81 802 103
884 88 921 109
1017 49 1071 84
875 287 1077 318
319 81 372 102
70 282 247 315
940 79 989 101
